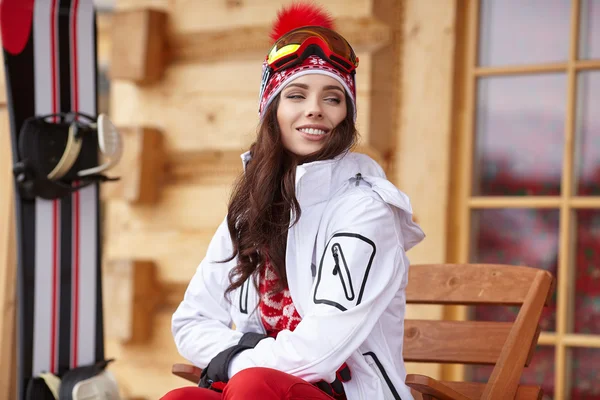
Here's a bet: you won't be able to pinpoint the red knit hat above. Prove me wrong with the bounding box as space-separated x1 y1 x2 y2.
259 3 358 121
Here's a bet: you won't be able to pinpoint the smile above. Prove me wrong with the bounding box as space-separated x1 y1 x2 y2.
297 128 327 136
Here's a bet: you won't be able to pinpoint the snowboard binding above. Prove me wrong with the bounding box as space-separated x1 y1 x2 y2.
13 111 123 200
26 359 121 400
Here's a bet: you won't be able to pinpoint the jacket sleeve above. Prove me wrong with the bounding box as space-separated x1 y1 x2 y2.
172 217 244 368
228 193 415 383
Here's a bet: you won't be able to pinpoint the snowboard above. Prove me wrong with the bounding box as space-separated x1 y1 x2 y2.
1 0 105 398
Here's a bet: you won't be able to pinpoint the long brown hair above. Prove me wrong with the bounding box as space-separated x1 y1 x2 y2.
223 93 358 295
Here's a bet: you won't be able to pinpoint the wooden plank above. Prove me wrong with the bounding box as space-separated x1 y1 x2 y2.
442 382 543 400
104 228 214 283
109 88 373 152
109 56 372 152
0 107 16 400
404 320 511 365
407 376 543 400
164 146 383 186
168 16 391 64
106 184 230 232
406 375 472 400
105 310 197 398
406 264 550 305
115 0 371 33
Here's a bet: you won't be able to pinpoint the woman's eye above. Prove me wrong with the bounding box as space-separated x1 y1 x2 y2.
286 94 304 99
325 98 341 104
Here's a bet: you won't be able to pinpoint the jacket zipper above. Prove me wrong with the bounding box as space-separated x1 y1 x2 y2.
239 277 266 334
239 277 250 314
331 243 355 301
363 352 402 400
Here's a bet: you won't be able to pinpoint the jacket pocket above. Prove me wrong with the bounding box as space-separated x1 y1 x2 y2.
313 232 376 312
363 352 402 400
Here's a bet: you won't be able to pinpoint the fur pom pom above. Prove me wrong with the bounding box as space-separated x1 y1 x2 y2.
270 2 334 43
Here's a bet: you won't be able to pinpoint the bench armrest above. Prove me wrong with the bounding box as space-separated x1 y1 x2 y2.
172 363 202 384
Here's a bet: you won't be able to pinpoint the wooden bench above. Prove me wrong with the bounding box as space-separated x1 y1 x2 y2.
172 263 554 400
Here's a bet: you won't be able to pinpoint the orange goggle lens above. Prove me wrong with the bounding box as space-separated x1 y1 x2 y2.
266 26 359 73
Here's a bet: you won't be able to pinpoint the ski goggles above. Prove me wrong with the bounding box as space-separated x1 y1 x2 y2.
265 26 359 74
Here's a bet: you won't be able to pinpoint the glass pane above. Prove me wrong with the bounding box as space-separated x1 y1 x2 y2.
478 0 570 67
468 346 555 399
569 347 600 399
573 210 600 334
474 75 566 196
470 209 558 331
580 0 600 60
575 71 600 195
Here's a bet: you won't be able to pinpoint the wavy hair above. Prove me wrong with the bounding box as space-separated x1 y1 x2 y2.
223 93 358 295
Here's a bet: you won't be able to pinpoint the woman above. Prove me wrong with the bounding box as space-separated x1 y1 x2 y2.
162 3 424 399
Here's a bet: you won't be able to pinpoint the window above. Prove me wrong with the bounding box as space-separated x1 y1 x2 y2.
451 1 600 398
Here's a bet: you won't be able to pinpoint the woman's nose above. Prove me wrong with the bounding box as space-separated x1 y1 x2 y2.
305 100 323 118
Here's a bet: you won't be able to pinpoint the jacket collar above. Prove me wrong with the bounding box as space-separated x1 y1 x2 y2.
240 151 348 208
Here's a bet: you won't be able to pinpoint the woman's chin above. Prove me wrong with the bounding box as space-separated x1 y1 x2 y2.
288 143 325 157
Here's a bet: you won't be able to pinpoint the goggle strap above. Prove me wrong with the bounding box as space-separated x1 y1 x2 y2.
258 67 272 111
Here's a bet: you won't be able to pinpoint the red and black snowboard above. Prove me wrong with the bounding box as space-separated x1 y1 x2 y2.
1 0 106 398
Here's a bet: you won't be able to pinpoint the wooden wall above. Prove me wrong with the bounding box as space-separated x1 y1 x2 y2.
0 1 459 399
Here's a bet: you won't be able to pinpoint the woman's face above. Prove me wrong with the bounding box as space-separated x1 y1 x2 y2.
277 74 348 157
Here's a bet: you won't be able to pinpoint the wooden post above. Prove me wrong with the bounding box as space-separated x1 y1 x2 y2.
103 260 162 343
102 127 164 204
110 9 167 84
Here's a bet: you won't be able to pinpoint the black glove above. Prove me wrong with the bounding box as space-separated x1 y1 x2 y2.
314 363 351 398
199 332 266 391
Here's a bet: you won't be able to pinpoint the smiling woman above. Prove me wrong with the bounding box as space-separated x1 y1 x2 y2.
162 2 425 400
278 75 348 156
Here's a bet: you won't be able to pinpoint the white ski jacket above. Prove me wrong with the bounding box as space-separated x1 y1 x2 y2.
172 151 425 400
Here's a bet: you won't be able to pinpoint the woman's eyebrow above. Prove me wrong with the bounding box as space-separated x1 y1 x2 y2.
284 83 309 90
283 83 344 93
323 85 344 93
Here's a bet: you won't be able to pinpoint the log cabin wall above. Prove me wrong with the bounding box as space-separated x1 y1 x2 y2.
101 0 457 398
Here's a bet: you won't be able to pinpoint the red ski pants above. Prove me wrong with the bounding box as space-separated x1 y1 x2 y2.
160 367 336 400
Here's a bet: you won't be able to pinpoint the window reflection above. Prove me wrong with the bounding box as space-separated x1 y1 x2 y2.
575 71 600 195
569 347 600 399
474 75 566 196
579 0 600 60
470 209 558 331
573 210 600 335
468 346 555 399
478 0 570 67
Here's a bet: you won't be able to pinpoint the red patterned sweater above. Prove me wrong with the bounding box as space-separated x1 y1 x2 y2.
258 259 347 399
